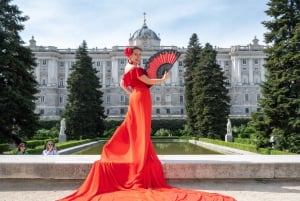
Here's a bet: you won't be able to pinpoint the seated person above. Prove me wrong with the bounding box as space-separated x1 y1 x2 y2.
42 140 58 155
17 142 28 155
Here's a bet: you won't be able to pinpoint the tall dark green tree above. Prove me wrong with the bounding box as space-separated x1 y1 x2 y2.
183 33 202 135
193 43 230 139
0 0 39 143
250 0 300 153
64 41 106 139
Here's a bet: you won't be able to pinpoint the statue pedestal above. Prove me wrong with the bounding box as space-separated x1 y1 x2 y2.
59 134 67 143
225 134 233 142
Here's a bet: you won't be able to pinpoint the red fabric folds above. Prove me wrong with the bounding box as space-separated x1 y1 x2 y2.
58 67 236 201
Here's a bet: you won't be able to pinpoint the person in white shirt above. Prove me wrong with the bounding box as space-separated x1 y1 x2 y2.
42 140 58 155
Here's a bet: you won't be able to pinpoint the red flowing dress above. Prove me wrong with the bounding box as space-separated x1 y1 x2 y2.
58 67 236 201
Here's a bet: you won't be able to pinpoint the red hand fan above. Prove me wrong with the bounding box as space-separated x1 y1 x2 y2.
145 49 181 79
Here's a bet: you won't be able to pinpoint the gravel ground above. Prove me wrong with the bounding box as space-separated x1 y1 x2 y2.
0 179 299 201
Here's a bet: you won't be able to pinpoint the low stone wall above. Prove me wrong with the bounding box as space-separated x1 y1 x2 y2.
0 155 299 180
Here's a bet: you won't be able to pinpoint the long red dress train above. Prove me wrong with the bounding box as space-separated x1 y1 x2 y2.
58 67 236 201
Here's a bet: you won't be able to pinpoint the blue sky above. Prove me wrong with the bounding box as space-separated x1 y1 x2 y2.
14 0 270 49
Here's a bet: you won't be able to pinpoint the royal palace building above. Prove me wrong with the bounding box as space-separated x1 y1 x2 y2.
28 19 267 120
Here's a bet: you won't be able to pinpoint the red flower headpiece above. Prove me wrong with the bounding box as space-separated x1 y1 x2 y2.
124 47 133 57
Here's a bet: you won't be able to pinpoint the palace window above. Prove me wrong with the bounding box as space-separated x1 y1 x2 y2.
242 76 249 84
41 79 47 85
59 79 64 87
120 95 125 102
120 108 125 114
155 95 161 102
42 59 47 65
179 79 184 86
166 94 171 103
245 108 249 114
254 76 260 84
256 94 261 101
245 94 249 102
106 61 111 67
180 95 184 104
106 96 111 104
120 59 125 65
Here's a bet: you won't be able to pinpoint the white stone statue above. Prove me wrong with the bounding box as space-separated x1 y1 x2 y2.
269 135 275 148
225 118 233 142
59 118 67 142
59 118 66 135
226 118 232 136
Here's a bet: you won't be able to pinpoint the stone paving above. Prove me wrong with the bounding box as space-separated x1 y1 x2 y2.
0 178 299 201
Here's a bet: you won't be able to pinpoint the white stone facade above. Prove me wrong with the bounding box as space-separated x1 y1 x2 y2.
28 22 267 120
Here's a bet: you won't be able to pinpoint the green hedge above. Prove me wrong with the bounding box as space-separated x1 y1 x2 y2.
151 119 186 134
233 137 254 144
25 138 58 149
0 144 9 153
103 119 186 137
230 118 251 127
199 138 293 155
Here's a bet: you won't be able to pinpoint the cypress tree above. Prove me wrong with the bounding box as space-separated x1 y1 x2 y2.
250 0 300 153
193 43 230 139
0 0 39 143
64 41 106 139
183 33 202 135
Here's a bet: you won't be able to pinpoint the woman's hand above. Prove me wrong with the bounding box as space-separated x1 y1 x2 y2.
161 71 169 81
138 71 170 85
120 79 132 95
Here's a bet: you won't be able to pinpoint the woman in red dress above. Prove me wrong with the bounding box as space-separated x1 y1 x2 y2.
58 46 236 201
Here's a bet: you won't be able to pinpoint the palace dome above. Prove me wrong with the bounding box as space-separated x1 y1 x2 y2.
129 21 160 41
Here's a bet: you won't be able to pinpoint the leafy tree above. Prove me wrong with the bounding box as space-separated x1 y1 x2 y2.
183 33 202 135
64 41 106 139
0 0 39 143
250 0 300 153
193 43 230 139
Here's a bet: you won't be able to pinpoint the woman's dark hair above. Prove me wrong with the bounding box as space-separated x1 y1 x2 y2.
17 142 26 151
132 46 142 52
